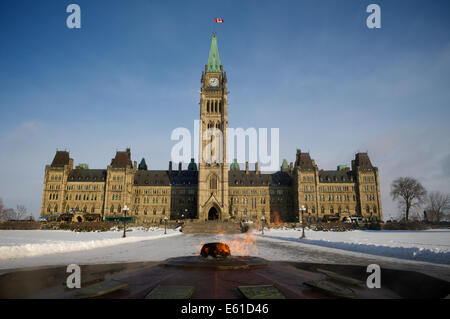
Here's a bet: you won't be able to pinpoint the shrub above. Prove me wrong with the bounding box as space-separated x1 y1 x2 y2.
40 221 119 232
309 222 358 232
0 221 41 230
381 221 429 230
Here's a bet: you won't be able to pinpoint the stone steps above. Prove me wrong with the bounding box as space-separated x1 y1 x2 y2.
182 221 243 234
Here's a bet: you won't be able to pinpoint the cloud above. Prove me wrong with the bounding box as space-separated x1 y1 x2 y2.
2 121 46 143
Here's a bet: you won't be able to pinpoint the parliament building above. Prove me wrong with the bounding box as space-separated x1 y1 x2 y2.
40 35 383 224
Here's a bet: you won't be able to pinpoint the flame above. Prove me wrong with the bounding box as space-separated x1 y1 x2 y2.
270 211 283 228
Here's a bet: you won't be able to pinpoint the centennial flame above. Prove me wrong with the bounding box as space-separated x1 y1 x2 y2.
197 231 259 257
200 242 231 258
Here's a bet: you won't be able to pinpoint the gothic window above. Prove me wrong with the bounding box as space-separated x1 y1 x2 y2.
219 101 222 113
153 209 156 215
54 205 58 213
330 206 334 214
321 206 325 214
338 206 342 214
47 205 51 213
366 205 370 214
91 206 95 213
110 205 114 213
210 176 217 189
207 101 210 112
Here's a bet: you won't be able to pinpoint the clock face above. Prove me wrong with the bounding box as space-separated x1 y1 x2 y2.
209 77 219 86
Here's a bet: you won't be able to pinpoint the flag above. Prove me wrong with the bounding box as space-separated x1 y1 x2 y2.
215 18 224 23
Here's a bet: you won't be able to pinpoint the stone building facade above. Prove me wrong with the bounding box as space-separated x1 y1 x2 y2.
40 35 383 224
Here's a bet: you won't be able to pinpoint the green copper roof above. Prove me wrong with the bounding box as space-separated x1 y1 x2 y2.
188 158 197 171
281 159 289 169
230 159 240 171
207 34 221 73
138 158 148 171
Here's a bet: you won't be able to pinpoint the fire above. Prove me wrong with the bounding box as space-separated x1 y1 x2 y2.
200 242 231 258
196 232 259 258
270 211 283 228
225 231 259 256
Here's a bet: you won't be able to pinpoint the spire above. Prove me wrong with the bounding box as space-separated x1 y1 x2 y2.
207 33 221 73
138 158 147 170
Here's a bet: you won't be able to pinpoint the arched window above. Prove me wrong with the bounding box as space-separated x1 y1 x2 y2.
91 206 95 213
366 205 370 214
210 176 217 189
219 101 222 113
47 205 51 213
110 205 114 213
330 206 334 214
321 206 325 214
153 209 156 215
54 205 58 213
338 206 342 214
162 208 165 215
243 209 247 216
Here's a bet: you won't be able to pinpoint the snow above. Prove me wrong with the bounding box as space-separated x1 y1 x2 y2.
0 227 181 260
0 227 449 272
258 228 450 265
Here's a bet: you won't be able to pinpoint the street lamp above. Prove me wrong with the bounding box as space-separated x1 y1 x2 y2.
164 216 168 235
299 205 306 239
261 216 266 235
122 205 129 238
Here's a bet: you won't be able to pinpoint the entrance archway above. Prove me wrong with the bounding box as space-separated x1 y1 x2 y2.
208 207 219 220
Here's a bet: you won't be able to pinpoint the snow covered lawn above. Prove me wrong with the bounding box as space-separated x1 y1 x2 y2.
260 228 450 265
0 227 182 260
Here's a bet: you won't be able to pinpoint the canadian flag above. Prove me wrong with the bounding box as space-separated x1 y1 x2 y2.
215 18 224 23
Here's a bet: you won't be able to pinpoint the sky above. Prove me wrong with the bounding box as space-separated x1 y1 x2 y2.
0 0 449 220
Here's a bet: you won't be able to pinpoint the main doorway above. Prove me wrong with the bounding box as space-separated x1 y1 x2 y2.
208 207 219 220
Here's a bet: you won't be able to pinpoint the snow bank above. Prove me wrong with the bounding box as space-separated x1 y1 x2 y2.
0 228 181 260
259 229 450 265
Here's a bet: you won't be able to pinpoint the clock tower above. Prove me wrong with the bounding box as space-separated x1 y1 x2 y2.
197 34 229 221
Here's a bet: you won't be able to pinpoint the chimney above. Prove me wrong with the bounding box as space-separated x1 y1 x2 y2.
169 161 172 173
178 162 182 173
245 162 249 175
255 162 259 174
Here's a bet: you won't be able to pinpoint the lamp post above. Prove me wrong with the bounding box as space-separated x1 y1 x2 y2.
300 205 306 239
261 216 266 235
122 205 129 238
164 216 168 235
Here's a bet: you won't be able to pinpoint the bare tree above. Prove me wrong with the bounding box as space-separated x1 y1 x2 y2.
0 198 9 222
15 205 28 221
390 177 427 221
426 192 450 222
